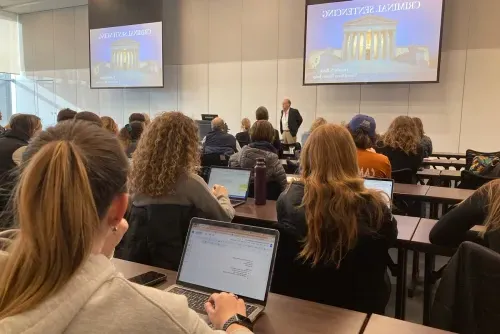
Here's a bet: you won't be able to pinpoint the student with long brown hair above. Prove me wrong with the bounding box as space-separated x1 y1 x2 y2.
430 180 500 253
376 115 423 173
276 123 397 313
412 117 433 158
0 121 252 333
101 116 119 135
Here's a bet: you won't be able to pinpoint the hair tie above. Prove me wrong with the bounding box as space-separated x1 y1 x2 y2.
125 124 132 133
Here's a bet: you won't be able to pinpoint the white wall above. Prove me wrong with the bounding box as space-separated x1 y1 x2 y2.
0 10 20 74
15 0 500 152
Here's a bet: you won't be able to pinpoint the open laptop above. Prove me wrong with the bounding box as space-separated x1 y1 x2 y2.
208 167 251 207
166 218 279 322
363 177 394 207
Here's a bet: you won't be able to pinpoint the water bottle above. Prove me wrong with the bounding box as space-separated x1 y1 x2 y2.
254 158 267 205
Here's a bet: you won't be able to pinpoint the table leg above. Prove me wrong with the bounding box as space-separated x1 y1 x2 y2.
430 202 439 219
423 253 435 325
395 247 407 319
408 251 419 298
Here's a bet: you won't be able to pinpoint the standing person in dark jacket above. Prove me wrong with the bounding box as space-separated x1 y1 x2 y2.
376 116 423 173
276 123 397 314
203 117 238 155
279 98 303 144
0 114 42 216
255 106 281 153
230 120 287 191
430 180 500 253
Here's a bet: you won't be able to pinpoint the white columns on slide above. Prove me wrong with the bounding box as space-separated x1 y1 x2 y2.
377 31 383 59
356 32 361 59
361 32 366 60
391 30 396 59
384 30 390 60
342 32 347 60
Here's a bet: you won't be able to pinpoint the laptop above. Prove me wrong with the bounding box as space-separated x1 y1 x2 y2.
208 167 251 208
166 218 279 322
363 177 394 207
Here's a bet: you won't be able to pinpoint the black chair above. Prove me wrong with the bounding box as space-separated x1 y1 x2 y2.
458 170 498 190
391 168 415 184
431 242 500 333
201 153 229 167
270 224 391 314
119 204 196 271
284 159 300 174
465 149 500 170
248 181 283 201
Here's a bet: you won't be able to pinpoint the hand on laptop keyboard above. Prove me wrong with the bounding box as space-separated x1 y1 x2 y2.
170 288 255 329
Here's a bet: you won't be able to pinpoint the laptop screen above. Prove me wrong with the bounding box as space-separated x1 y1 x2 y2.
178 221 276 301
364 178 394 207
208 168 251 200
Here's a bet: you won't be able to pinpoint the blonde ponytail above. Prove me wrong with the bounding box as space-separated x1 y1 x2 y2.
0 121 128 319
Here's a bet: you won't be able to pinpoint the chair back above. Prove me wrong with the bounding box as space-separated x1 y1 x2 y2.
118 204 196 270
285 159 300 174
248 180 283 201
459 170 498 190
392 168 415 184
270 224 390 314
465 149 500 170
201 153 229 167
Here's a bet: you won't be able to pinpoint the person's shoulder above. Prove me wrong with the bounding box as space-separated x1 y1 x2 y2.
101 276 202 332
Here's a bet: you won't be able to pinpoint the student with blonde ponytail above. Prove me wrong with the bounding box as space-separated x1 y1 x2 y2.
276 124 397 314
0 121 252 333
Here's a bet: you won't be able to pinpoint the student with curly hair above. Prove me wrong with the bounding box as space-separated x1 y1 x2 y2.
375 116 423 173
101 116 119 135
125 112 234 270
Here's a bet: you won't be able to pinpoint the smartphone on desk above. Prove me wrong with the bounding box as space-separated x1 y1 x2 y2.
129 271 167 287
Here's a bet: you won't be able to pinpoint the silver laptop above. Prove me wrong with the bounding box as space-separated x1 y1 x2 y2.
363 177 394 207
208 167 251 207
166 218 279 322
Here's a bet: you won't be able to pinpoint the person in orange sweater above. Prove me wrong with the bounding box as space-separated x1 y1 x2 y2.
347 114 391 179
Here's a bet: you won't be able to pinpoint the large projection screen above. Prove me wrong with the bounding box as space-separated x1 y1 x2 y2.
303 0 445 85
90 22 163 88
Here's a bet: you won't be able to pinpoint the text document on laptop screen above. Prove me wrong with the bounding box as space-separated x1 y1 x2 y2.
178 223 275 301
364 179 393 206
208 168 250 200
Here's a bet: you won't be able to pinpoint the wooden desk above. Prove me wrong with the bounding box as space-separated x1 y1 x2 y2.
430 152 465 160
363 314 454 334
112 259 368 334
393 183 430 200
439 170 461 181
425 186 473 205
234 198 278 224
422 159 466 170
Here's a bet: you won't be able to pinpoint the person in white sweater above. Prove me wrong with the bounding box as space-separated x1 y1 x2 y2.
0 121 252 334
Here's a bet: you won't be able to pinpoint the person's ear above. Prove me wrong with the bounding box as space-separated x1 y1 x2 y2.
106 193 129 228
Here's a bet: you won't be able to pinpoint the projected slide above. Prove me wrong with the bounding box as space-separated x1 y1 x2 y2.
90 22 163 88
304 0 444 84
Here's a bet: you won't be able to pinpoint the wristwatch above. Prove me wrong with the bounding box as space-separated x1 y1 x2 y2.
222 314 253 331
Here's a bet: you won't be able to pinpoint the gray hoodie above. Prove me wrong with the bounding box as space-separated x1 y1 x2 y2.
0 248 250 334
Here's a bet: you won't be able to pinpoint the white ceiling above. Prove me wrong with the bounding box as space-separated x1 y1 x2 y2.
0 0 87 14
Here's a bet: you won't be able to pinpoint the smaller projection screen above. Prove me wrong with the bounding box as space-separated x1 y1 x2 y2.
90 22 163 88
303 0 445 85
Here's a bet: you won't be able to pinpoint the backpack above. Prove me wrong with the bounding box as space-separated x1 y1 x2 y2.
470 155 500 176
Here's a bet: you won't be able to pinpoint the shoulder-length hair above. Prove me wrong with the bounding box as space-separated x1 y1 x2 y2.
381 116 420 155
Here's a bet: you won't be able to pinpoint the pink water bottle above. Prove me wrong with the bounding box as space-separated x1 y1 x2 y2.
254 158 267 205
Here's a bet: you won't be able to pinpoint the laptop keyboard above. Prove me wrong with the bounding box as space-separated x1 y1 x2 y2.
170 287 257 315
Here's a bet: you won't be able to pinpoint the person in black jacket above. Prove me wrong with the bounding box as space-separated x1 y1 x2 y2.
203 117 238 155
118 121 144 158
430 180 500 253
275 123 397 314
235 118 251 148
0 114 41 218
375 115 424 174
279 98 303 144
256 106 281 153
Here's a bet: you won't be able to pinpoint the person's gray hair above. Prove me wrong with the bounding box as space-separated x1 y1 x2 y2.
211 117 225 131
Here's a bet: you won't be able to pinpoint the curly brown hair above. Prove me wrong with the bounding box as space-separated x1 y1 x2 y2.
129 112 200 197
381 116 420 155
